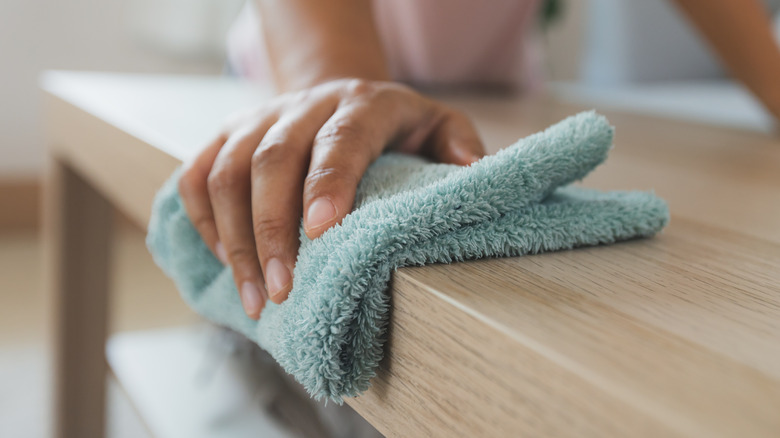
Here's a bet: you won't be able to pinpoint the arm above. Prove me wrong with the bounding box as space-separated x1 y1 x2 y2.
256 0 390 91
178 0 485 319
670 0 780 119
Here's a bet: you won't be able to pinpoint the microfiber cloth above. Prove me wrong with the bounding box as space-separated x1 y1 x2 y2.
147 111 669 402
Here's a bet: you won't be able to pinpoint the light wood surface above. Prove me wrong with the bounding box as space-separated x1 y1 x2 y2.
352 219 780 437
42 71 780 437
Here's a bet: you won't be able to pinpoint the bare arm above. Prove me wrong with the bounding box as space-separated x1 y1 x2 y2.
179 0 485 319
255 0 390 91
671 0 780 119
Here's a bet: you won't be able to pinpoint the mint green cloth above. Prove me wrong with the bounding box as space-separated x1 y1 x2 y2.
147 111 669 402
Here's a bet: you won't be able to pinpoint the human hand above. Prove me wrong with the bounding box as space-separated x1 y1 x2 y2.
177 79 485 319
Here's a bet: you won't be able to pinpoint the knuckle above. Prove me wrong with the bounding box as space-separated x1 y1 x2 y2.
280 88 311 109
206 169 239 197
340 79 406 109
190 214 214 232
252 215 289 241
343 78 373 97
251 139 288 170
226 245 257 264
315 121 365 147
291 88 311 104
305 166 358 194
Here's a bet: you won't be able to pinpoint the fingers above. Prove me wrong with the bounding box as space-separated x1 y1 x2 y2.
183 80 491 319
178 134 228 262
251 98 338 304
302 100 401 241
209 120 276 319
428 109 486 166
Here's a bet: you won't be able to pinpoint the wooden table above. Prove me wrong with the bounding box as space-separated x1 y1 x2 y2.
42 71 780 438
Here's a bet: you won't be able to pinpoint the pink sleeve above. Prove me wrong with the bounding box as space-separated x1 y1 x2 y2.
226 0 543 91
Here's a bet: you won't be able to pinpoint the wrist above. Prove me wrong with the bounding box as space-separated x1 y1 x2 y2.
275 48 391 92
282 70 391 93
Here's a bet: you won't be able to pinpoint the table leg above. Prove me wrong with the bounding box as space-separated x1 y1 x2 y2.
45 158 113 438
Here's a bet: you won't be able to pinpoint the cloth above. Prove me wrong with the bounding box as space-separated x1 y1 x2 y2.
146 111 669 402
226 0 543 90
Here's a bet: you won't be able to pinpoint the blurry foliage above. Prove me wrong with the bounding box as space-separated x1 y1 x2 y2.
540 0 565 30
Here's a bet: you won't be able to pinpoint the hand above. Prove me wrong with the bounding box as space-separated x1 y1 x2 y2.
177 78 485 319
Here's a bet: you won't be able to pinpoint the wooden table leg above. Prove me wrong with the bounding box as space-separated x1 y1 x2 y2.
45 158 113 438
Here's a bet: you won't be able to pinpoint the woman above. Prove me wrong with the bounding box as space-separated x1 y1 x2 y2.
179 0 780 320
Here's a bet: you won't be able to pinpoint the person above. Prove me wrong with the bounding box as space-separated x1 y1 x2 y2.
178 0 780 320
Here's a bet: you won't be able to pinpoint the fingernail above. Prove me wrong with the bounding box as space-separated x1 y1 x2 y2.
215 241 228 265
240 281 263 316
265 257 292 299
306 197 337 231
451 144 480 165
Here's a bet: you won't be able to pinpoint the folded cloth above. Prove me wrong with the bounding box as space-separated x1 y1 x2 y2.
147 111 669 402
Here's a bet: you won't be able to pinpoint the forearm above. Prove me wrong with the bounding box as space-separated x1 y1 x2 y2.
671 0 780 116
254 0 390 92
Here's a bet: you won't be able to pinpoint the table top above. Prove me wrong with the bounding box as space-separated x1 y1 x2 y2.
42 71 780 437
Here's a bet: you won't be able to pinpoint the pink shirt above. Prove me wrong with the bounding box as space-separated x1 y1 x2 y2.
227 1 542 91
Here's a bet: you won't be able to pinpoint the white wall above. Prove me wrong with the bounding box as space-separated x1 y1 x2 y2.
0 0 241 177
3 0 748 177
544 0 588 82
543 0 728 85
580 0 723 86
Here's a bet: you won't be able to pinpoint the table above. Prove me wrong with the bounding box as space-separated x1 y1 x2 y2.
42 71 780 438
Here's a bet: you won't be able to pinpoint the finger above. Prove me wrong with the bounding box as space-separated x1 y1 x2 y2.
428 109 486 166
178 134 228 263
251 98 338 304
208 120 276 319
303 101 399 241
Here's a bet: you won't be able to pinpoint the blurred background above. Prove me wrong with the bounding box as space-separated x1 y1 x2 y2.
1 0 777 436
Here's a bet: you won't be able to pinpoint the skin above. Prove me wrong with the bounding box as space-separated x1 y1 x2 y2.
180 0 780 320
671 0 780 120
178 0 485 319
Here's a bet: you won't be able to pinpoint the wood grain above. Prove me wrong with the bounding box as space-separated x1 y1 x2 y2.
41 72 780 437
448 96 780 243
348 219 780 437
